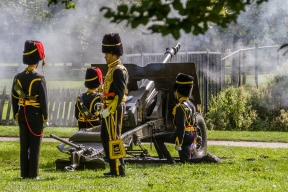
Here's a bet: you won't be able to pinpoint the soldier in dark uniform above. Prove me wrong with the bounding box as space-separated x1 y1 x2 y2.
100 33 128 177
11 40 49 179
75 67 103 130
153 73 221 164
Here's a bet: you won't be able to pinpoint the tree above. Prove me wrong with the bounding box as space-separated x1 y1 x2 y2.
216 0 288 46
47 0 269 39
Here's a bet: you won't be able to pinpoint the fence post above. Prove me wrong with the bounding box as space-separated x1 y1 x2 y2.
0 86 6 124
238 51 241 87
255 43 259 89
204 51 209 114
242 50 246 85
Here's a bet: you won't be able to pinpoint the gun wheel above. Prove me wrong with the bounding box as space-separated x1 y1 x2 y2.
192 113 207 157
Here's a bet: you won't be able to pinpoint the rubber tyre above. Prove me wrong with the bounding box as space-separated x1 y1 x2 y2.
192 113 207 157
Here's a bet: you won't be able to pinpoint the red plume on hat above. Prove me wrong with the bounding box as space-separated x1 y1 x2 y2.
84 67 103 89
34 42 45 60
23 40 45 65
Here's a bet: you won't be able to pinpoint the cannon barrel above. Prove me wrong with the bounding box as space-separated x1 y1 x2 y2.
50 134 83 150
161 42 181 63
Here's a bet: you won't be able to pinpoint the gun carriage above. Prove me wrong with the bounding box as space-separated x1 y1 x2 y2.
51 43 208 171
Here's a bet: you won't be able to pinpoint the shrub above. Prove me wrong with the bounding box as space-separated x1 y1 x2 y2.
270 109 288 131
206 86 257 131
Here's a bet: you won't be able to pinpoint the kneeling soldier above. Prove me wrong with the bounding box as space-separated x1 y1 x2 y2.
75 67 103 130
153 73 221 164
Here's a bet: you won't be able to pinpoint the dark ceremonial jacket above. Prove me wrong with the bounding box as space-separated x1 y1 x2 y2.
75 90 102 124
103 59 128 107
11 67 48 122
173 98 196 146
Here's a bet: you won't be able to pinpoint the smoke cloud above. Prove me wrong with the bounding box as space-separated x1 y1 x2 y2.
0 0 287 85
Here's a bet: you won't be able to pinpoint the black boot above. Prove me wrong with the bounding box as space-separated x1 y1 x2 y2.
104 160 116 176
118 158 126 177
203 152 222 163
167 157 176 164
118 166 126 177
103 172 113 176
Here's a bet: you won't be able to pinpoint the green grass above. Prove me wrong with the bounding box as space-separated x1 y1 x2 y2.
0 79 84 91
207 130 288 142
0 126 78 138
1 126 288 143
0 142 287 191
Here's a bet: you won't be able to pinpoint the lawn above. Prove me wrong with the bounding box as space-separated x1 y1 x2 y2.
0 142 287 191
1 126 288 143
0 79 84 91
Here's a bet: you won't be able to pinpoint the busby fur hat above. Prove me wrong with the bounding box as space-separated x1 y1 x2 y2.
23 40 45 65
173 73 194 97
84 67 103 89
102 33 123 56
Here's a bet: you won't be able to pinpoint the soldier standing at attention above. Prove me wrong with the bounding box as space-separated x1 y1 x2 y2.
11 40 49 179
100 33 128 177
75 67 103 130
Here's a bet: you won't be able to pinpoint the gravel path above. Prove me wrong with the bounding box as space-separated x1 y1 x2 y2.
1 137 288 148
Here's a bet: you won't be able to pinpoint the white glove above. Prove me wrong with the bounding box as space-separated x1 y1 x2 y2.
14 120 18 126
175 145 182 151
101 108 110 118
43 122 49 128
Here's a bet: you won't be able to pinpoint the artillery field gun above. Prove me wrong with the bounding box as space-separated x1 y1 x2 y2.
51 43 208 171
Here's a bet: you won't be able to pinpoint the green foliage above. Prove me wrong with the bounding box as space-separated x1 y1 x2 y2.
207 73 288 131
47 0 76 9
0 0 60 32
206 86 257 131
249 73 288 131
269 75 288 111
271 109 288 132
47 0 268 40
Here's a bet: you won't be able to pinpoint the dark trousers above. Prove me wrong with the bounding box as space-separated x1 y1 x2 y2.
18 107 43 178
101 104 125 176
152 131 194 163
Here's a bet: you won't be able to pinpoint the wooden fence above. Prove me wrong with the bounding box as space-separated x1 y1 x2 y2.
0 86 85 127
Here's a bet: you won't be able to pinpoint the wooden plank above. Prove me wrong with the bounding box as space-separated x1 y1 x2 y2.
68 88 76 127
56 88 63 126
67 89 73 126
54 88 61 126
50 88 59 126
71 88 83 127
63 88 70 126
47 88 54 125
0 86 6 124
0 87 97 127
71 88 82 127
47 88 57 126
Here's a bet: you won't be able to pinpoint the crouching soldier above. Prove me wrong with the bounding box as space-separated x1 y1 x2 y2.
11 40 49 179
75 67 103 130
153 73 221 164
